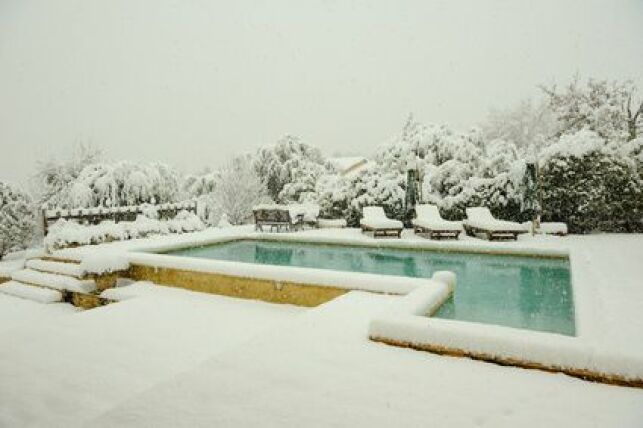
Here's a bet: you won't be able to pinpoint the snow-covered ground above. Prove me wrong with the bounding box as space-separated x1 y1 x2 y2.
0 284 303 426
1 228 642 426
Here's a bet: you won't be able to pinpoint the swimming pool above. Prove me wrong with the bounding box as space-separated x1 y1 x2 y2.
166 239 575 336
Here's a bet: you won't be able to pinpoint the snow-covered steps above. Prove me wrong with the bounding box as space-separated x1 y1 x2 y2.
0 281 63 303
25 259 85 278
38 255 82 265
11 269 96 293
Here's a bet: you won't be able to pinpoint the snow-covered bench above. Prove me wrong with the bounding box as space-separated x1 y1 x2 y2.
253 205 303 232
317 218 347 228
412 204 462 240
522 221 568 236
463 207 527 241
360 206 403 238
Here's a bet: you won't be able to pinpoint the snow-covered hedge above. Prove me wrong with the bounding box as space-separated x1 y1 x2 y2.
539 131 642 233
428 170 526 222
0 182 36 259
44 210 205 250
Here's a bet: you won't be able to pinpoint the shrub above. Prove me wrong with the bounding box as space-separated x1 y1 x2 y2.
0 182 36 259
540 150 642 233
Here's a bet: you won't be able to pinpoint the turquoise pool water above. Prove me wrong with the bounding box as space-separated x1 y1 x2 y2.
166 239 575 336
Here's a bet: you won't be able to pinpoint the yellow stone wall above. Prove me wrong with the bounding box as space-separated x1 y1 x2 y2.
70 292 114 309
126 264 347 307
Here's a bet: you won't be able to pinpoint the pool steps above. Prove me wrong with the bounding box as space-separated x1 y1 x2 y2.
0 258 115 308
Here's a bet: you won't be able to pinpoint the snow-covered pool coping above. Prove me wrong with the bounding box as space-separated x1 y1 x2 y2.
52 227 570 260
51 227 568 296
368 276 643 388
126 251 433 295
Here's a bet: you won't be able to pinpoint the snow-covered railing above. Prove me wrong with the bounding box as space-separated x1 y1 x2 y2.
42 201 197 235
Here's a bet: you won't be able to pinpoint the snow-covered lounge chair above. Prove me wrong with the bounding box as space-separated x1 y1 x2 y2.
412 204 462 240
463 207 527 241
360 206 403 238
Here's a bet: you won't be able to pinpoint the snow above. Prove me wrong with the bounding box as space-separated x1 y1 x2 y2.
464 207 526 232
0 294 78 333
80 252 130 275
11 269 96 293
317 218 347 228
538 129 606 164
328 156 369 176
0 232 642 426
0 281 63 303
44 211 205 250
40 160 183 209
91 291 643 427
360 206 404 229
360 218 404 229
523 222 569 235
25 258 84 277
540 222 568 235
0 283 303 426
412 218 462 231
0 258 24 278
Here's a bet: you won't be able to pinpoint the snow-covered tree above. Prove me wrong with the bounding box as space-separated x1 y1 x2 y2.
206 156 270 225
344 165 406 226
308 173 352 220
59 161 182 208
0 182 36 259
184 169 219 198
540 77 643 142
253 135 328 202
278 159 328 203
482 98 558 149
423 159 475 198
480 139 520 178
377 116 485 172
34 143 103 208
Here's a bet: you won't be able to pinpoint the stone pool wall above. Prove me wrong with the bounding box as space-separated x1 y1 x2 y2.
126 264 348 307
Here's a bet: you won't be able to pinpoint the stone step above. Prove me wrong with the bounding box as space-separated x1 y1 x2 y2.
38 255 81 264
0 281 63 303
26 259 85 278
11 269 96 293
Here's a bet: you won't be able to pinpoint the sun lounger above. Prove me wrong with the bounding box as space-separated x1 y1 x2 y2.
412 204 462 240
360 206 403 238
463 207 527 241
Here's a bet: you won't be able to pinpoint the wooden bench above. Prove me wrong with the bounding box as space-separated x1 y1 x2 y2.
253 208 303 232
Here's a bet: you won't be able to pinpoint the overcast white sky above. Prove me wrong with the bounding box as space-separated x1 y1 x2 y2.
1 0 642 184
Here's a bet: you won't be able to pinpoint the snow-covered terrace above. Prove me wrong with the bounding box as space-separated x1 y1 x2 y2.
1 228 642 425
